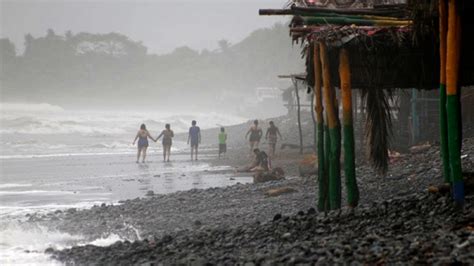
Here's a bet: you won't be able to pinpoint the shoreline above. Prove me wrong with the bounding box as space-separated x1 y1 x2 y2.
39 135 474 264
11 117 474 264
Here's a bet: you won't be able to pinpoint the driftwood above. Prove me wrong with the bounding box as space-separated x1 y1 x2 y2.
253 167 285 183
265 187 297 197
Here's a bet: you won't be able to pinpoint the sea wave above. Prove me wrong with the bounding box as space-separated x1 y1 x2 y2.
0 152 133 160
0 218 126 265
0 183 33 189
0 102 64 113
0 115 129 135
0 190 76 196
0 102 247 157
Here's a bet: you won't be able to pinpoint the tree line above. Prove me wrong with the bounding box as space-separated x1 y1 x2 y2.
0 23 304 108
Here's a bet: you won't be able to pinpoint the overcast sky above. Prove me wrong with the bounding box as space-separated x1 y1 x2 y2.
0 0 287 55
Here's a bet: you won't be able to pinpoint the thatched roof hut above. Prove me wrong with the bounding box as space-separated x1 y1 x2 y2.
260 0 473 206
262 1 474 89
261 0 473 170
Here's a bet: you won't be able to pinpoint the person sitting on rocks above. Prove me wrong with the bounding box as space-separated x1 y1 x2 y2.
238 148 270 172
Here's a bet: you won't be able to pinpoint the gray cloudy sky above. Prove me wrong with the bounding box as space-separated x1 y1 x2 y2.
0 0 287 55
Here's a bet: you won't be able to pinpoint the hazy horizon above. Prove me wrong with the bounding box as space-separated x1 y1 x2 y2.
1 0 287 55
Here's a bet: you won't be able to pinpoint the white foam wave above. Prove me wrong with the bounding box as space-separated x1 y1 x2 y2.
0 102 64 113
0 104 247 158
0 115 129 135
0 190 75 196
85 234 124 247
0 151 133 160
0 201 115 217
0 183 33 189
0 222 81 265
0 220 127 265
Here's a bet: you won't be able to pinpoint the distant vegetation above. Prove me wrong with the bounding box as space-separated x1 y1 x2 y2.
0 23 304 109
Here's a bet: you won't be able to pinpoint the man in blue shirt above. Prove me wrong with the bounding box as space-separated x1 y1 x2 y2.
187 120 201 161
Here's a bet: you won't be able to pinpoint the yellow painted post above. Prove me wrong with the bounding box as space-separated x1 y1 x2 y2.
339 48 359 207
320 43 341 210
313 43 328 211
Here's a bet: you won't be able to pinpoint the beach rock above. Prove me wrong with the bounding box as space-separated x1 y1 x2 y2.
43 137 474 265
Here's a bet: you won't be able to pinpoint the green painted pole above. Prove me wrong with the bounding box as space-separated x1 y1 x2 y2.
440 90 451 184
320 43 341 210
314 44 328 212
439 0 451 183
324 123 330 211
333 125 342 208
446 0 464 205
339 48 359 207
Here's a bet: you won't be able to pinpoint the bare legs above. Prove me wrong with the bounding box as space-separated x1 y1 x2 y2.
191 145 198 161
163 145 171 162
142 147 147 163
136 148 141 163
268 143 276 157
136 147 148 163
249 141 259 153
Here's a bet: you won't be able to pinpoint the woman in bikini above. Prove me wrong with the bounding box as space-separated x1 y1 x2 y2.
132 124 156 163
156 124 174 162
265 121 282 157
245 120 263 154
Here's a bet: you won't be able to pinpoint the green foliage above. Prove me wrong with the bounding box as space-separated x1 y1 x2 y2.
1 24 304 106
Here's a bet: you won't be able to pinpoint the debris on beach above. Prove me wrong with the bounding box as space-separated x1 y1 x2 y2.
264 187 297 197
253 167 285 183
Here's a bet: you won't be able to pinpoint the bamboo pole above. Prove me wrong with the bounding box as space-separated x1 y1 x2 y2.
439 0 451 184
291 5 406 17
258 9 294 16
311 89 316 150
339 48 359 208
313 43 328 212
320 42 341 210
301 17 412 26
445 0 464 205
324 116 330 212
293 78 304 155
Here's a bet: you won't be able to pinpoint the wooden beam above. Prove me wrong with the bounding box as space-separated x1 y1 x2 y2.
259 9 293 16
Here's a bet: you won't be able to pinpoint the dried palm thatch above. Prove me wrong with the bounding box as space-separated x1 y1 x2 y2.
361 88 393 174
300 25 416 173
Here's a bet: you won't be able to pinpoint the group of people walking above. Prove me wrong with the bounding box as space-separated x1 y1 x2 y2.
132 120 201 163
132 119 283 168
242 120 283 172
245 120 282 157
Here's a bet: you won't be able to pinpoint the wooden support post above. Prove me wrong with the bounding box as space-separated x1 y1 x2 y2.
310 87 317 151
411 89 419 145
446 0 464 205
293 78 304 155
314 43 328 212
324 116 330 212
339 48 359 208
439 0 451 184
320 42 341 210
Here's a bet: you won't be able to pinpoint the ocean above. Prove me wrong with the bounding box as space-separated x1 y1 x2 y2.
0 102 252 265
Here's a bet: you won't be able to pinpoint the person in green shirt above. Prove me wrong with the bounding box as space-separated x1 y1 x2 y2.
218 127 227 158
